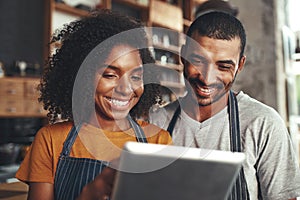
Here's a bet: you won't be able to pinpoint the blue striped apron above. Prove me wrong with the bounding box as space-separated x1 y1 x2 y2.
54 115 147 200
167 90 249 200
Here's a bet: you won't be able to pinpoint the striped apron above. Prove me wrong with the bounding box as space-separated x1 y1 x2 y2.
167 90 249 200
54 116 147 200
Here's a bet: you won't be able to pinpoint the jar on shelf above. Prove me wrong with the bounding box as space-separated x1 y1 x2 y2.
0 62 5 78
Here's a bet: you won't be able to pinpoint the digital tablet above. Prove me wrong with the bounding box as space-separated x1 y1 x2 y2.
111 142 245 200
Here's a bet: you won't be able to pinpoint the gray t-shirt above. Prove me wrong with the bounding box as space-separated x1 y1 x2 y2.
149 91 300 200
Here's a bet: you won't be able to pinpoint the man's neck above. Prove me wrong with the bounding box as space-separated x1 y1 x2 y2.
181 93 229 123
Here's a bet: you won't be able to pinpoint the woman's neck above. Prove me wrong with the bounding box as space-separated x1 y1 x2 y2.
89 115 131 132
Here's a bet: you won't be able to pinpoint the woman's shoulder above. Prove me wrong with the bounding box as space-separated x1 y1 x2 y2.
138 120 164 132
36 121 74 139
137 120 172 144
41 121 73 131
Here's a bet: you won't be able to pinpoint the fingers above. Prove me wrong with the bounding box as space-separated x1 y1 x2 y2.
101 167 117 184
109 158 120 169
77 167 117 200
96 167 117 197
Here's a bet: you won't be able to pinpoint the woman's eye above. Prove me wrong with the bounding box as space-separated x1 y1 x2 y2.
102 73 118 79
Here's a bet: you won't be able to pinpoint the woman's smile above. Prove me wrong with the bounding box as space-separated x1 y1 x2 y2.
105 97 131 109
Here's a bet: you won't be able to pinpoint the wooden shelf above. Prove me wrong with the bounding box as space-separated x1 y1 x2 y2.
155 61 183 71
183 19 192 27
45 0 200 101
151 43 180 54
160 81 185 89
54 2 90 17
0 77 47 118
149 0 183 32
113 0 148 10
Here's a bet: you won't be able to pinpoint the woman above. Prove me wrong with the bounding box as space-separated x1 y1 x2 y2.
16 10 172 200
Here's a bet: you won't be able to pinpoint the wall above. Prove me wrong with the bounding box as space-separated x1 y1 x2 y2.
229 0 287 120
0 0 45 76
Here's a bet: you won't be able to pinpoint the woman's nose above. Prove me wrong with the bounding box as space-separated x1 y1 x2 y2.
115 75 133 95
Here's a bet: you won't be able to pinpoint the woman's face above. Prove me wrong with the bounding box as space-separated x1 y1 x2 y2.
94 44 144 121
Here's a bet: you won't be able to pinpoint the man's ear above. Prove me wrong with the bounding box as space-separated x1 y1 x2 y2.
180 44 187 65
237 55 246 73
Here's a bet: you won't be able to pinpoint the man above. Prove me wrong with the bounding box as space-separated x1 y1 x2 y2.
150 12 300 199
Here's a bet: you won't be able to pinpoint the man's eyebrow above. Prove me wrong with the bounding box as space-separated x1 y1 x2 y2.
131 66 143 73
217 60 236 66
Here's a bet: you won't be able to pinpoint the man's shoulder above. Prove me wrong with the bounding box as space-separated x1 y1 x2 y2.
237 91 282 120
163 100 180 112
238 92 274 110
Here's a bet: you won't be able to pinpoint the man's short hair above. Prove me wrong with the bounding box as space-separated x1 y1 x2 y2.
186 11 246 58
195 0 239 18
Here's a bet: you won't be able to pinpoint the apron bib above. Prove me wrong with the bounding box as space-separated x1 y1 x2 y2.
167 90 249 200
54 116 147 200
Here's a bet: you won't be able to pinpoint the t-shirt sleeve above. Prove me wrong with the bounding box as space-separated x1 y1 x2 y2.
151 129 173 145
137 120 172 145
254 114 300 199
15 126 56 184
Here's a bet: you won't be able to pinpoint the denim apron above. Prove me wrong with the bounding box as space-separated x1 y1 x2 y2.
167 90 249 200
54 116 147 200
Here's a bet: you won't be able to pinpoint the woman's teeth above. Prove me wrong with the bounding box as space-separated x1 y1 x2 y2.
110 98 129 106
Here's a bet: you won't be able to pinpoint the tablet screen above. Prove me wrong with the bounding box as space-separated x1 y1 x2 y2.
111 142 245 200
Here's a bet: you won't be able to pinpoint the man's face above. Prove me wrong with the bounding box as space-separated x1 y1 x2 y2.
182 32 245 107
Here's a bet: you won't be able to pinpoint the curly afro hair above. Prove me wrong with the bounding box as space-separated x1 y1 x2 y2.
39 9 162 124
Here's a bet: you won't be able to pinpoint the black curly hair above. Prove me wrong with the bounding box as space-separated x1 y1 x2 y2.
39 9 161 124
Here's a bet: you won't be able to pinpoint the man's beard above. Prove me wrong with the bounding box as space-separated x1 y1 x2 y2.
184 73 237 107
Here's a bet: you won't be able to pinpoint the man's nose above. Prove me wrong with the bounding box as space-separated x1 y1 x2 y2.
198 64 217 84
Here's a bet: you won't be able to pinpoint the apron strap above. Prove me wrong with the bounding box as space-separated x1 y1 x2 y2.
167 105 181 136
127 115 148 143
60 124 82 157
228 90 250 200
60 116 147 158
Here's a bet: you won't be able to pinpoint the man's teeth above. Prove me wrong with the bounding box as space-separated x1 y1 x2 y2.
199 87 214 93
110 98 129 106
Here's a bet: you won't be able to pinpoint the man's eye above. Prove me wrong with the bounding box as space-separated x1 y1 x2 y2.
131 75 143 81
219 65 232 70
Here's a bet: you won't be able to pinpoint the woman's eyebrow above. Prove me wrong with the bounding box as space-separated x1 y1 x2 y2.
101 65 143 73
103 65 120 71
